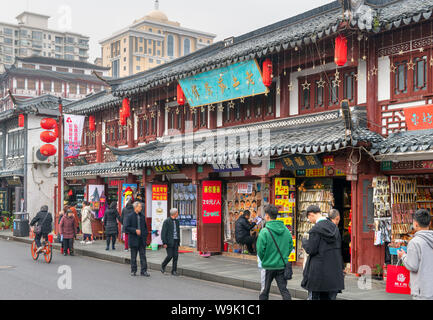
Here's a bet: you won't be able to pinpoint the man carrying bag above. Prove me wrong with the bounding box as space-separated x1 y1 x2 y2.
257 205 293 300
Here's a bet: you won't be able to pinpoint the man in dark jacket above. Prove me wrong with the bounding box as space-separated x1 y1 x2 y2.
125 201 149 277
301 205 345 300
161 208 181 276
121 200 134 252
103 202 121 251
30 205 53 252
235 210 257 254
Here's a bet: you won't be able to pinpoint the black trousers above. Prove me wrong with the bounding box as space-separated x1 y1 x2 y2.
63 238 74 254
106 234 117 248
35 233 48 248
162 240 180 273
130 245 147 274
239 235 256 254
259 269 292 300
311 292 332 300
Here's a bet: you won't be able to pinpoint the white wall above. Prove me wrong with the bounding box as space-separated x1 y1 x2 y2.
357 59 367 104
378 56 391 102
26 114 58 220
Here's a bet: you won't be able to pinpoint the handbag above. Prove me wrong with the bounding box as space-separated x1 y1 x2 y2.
35 212 49 234
267 228 293 280
386 259 411 295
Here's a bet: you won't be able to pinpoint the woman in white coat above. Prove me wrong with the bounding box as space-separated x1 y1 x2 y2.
81 201 94 244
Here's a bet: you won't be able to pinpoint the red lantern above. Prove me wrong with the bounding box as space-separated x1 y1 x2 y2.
89 115 96 132
68 190 73 197
335 34 348 67
262 58 273 87
40 131 57 143
18 114 25 128
177 84 186 106
119 108 126 126
122 98 130 118
41 118 57 130
40 144 57 157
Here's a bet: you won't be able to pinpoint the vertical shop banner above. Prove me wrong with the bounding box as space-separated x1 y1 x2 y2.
151 185 168 234
275 178 296 214
64 114 85 159
88 185 105 216
121 184 138 209
202 181 222 224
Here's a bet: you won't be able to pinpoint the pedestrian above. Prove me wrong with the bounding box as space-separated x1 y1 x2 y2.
235 210 257 254
103 202 121 251
301 205 345 300
328 209 345 300
81 201 93 244
57 210 64 252
121 200 134 252
125 201 149 277
257 204 293 300
69 203 81 237
161 208 181 276
398 209 433 300
30 205 53 253
59 209 77 256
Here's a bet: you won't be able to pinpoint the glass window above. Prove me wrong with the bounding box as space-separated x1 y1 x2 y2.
329 77 339 106
4 28 13 36
32 31 43 40
65 54 74 60
315 81 324 108
344 73 354 101
167 35 174 57
184 38 191 55
302 87 310 110
395 60 408 95
55 36 63 44
414 56 427 92
4 38 13 45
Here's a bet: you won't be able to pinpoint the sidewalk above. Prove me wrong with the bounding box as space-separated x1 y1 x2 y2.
0 230 411 300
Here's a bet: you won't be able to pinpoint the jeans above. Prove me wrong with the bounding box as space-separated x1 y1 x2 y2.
63 238 74 254
329 291 338 300
35 233 48 248
130 245 147 274
124 233 129 250
106 234 117 249
311 292 332 300
162 240 180 273
259 269 292 300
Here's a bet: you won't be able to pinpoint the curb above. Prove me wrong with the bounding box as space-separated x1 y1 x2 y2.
0 234 327 300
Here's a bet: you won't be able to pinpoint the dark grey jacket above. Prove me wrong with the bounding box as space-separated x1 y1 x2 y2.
103 208 121 235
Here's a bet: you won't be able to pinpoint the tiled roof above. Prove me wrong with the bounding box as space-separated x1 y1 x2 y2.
110 0 433 97
64 91 121 115
110 107 383 168
371 129 433 155
16 56 110 71
0 168 24 178
63 162 141 178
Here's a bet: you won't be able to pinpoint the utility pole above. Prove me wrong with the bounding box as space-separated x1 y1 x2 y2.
57 98 63 214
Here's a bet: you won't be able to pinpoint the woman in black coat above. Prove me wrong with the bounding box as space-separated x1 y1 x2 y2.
103 202 121 251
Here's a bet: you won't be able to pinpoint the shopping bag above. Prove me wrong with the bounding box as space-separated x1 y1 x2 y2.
386 264 411 295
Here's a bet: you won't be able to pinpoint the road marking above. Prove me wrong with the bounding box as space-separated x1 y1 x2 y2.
0 266 15 270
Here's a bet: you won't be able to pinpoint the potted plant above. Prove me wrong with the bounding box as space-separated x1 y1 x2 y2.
373 264 384 280
0 221 4 230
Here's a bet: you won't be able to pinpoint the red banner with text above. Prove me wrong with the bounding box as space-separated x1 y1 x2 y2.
405 104 433 131
202 181 222 224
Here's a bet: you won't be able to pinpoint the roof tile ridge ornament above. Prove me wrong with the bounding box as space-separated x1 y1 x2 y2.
92 70 112 93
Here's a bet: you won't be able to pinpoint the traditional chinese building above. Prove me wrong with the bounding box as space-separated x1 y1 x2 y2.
63 0 433 272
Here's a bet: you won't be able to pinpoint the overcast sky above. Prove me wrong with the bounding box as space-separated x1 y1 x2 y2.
0 0 335 62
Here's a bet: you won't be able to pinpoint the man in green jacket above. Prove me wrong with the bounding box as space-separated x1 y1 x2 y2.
257 204 293 300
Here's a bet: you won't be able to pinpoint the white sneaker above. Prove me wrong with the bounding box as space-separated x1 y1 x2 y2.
80 241 85 244
86 241 92 245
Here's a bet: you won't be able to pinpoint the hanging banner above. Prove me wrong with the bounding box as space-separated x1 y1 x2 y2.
202 181 222 224
64 114 85 159
179 59 268 108
404 104 433 130
151 185 168 233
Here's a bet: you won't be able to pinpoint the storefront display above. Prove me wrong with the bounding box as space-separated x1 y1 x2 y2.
372 176 392 246
151 184 168 245
224 181 269 254
172 183 198 248
390 177 415 241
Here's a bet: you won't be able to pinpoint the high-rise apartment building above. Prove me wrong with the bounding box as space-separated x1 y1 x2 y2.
0 12 90 72
99 0 216 78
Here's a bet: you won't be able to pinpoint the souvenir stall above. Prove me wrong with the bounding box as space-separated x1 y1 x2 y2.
172 183 197 248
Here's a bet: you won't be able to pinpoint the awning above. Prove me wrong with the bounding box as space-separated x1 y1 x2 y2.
62 162 142 179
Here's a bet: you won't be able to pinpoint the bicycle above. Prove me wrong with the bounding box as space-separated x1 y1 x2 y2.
31 237 53 264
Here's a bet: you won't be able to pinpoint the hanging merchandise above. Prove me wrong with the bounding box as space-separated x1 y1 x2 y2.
372 176 392 246
89 115 96 132
177 84 186 106
262 58 273 87
172 183 197 227
335 34 348 66
18 114 25 127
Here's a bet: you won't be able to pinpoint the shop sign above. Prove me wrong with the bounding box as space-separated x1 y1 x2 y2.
381 161 393 171
237 182 253 194
415 160 433 169
212 161 242 173
0 188 7 212
179 59 267 108
202 181 222 224
6 178 21 186
335 169 346 176
281 155 322 171
275 178 296 214
404 104 433 131
393 161 414 170
108 179 124 187
306 168 327 177
153 164 180 174
322 155 335 167
151 184 168 234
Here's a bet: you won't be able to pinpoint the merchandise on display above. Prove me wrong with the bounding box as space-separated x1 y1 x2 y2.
372 176 392 246
172 183 197 227
390 177 415 243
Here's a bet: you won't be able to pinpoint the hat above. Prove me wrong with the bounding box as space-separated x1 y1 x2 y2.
40 205 49 212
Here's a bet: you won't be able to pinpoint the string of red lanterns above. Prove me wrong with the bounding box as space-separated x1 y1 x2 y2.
335 34 348 67
40 117 58 157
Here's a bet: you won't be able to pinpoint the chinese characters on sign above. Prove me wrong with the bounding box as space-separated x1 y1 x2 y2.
274 178 296 214
202 181 222 224
64 114 85 159
404 105 433 130
179 60 268 108
153 165 180 174
281 155 322 171
151 184 168 240
212 162 242 173
152 185 168 201
237 183 253 194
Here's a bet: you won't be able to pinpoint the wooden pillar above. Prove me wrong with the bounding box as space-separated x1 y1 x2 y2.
366 37 378 132
209 108 217 130
280 72 290 118
128 112 135 148
96 114 103 163
158 105 165 137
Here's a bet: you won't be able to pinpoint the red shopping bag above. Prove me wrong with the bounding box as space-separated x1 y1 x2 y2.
386 265 411 295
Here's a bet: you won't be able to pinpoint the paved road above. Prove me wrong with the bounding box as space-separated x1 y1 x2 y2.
0 238 287 300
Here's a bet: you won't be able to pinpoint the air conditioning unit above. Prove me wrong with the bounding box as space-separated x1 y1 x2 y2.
32 146 56 165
